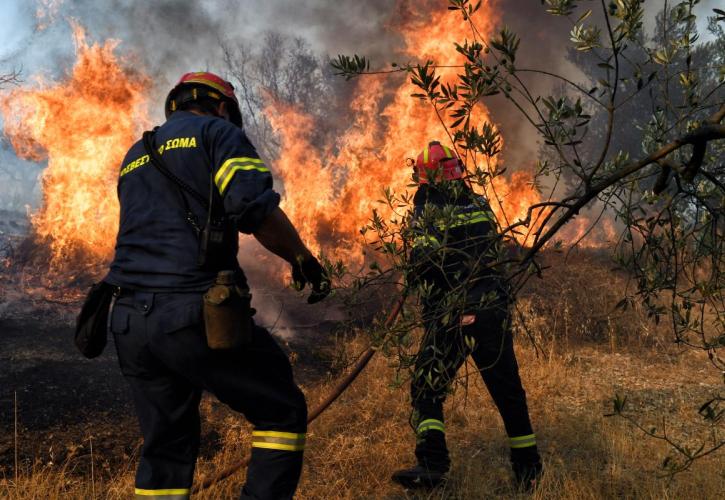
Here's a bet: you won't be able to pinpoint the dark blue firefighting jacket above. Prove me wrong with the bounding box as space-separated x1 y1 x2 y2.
409 183 504 313
105 111 279 291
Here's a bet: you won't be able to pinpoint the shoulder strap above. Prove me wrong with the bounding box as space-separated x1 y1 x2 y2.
142 129 209 211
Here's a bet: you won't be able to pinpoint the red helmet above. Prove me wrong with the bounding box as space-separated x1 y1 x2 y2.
165 71 243 127
415 141 465 184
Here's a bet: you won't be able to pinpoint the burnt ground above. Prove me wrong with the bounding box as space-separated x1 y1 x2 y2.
0 314 138 471
0 282 349 477
0 211 373 477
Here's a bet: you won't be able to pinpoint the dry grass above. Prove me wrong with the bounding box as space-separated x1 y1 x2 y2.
515 250 669 351
2 253 723 499
3 341 721 499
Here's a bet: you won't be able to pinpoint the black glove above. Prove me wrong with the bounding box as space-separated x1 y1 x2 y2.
291 255 331 304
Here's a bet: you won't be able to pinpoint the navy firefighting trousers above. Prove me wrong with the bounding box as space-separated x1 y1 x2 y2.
111 291 307 499
411 300 539 471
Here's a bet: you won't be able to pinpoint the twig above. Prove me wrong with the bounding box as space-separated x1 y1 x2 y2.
587 0 621 181
14 391 18 484
523 115 725 265
90 436 95 499
515 68 606 107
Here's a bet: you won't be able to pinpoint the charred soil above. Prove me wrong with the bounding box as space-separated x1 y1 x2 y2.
0 285 342 478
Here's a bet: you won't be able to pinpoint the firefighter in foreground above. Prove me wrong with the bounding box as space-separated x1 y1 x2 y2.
392 141 542 490
105 72 329 499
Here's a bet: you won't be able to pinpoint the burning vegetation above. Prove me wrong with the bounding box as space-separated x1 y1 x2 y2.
0 0 723 497
1 0 617 279
268 1 538 259
0 25 148 277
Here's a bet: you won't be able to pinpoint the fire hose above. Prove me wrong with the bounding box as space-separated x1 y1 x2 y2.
192 295 406 494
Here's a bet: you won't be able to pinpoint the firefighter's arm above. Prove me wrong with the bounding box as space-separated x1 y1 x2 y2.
207 120 279 233
207 120 329 302
253 207 311 264
407 207 441 286
254 208 331 304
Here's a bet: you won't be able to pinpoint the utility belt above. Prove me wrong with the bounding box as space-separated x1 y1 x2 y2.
115 277 255 350
112 272 255 349
75 272 254 359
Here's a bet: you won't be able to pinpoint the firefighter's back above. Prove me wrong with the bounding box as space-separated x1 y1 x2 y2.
107 112 240 291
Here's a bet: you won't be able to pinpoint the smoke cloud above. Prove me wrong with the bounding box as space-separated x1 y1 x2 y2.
1 0 721 210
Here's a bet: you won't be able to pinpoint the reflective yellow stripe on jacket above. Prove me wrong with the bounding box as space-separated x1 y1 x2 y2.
411 204 495 250
413 234 441 248
252 430 306 452
214 157 270 195
444 210 494 229
134 488 190 499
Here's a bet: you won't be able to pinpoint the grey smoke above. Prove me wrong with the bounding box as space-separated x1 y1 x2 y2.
43 0 401 116
1 0 720 211
0 0 400 211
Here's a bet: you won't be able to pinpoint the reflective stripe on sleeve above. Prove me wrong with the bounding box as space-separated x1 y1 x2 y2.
214 157 270 194
509 433 536 449
251 430 306 452
134 488 190 499
440 210 494 229
416 418 445 435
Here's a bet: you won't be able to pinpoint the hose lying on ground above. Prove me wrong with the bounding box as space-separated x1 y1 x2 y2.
192 296 406 493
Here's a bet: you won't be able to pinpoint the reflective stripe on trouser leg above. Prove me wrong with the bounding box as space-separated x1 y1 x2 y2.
413 418 450 473
509 433 536 449
416 418 445 435
244 430 306 499
134 488 190 499
251 430 306 451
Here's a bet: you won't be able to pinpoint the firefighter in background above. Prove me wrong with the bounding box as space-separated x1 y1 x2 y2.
105 72 329 499
392 141 542 490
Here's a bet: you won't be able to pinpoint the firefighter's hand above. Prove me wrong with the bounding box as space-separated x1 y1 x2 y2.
291 255 331 304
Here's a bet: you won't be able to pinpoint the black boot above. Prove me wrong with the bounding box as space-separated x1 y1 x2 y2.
510 442 542 492
392 464 447 489
512 460 543 492
392 429 450 489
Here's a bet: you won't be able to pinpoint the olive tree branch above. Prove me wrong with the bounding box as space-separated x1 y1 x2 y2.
522 109 725 264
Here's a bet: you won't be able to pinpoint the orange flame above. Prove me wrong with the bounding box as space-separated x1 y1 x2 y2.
268 1 541 261
2 2 614 281
487 171 541 230
0 25 149 273
270 1 615 259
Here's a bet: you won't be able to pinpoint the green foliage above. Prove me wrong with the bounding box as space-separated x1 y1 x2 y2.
330 54 371 80
544 0 578 17
490 27 520 63
331 0 724 471
570 22 602 52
